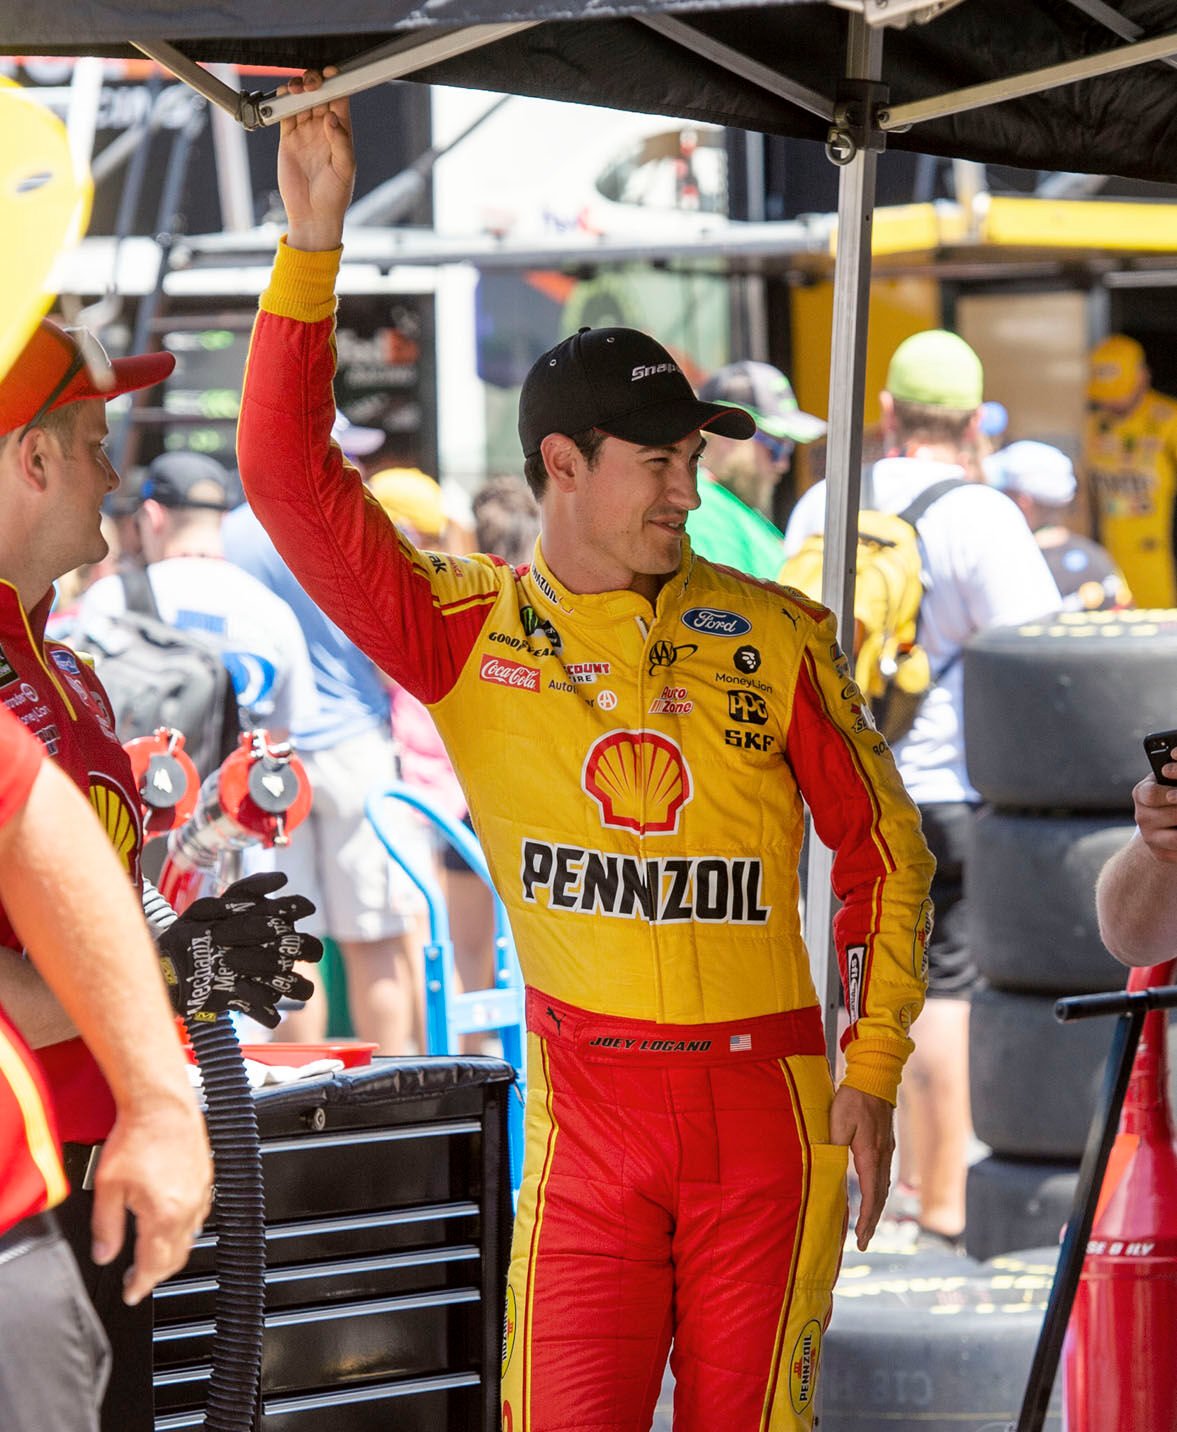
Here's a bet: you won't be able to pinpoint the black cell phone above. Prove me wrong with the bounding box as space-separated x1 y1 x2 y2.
1144 729 1177 786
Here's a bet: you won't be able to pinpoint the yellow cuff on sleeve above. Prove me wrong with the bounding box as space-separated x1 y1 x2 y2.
841 1038 913 1106
260 237 342 324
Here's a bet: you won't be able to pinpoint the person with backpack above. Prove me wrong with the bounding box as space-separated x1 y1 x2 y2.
80 450 317 748
783 330 1062 1249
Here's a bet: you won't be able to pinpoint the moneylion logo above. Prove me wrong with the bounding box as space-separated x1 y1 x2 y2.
88 773 141 875
582 730 692 834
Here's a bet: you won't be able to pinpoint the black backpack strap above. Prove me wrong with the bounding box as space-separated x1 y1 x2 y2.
118 562 161 621
897 476 968 528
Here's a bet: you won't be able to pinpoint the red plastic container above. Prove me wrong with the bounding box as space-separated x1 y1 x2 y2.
239 1042 379 1068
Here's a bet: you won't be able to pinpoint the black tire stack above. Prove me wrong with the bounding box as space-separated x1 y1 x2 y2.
961 609 1177 1260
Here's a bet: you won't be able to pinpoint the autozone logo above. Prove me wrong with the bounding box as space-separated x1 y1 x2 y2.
520 840 770 924
727 690 768 725
479 654 540 692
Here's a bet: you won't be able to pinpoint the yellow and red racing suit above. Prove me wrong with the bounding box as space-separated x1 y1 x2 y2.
239 242 934 1432
1084 388 1177 607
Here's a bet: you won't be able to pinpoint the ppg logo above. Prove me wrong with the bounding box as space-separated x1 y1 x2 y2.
680 607 752 638
727 691 768 726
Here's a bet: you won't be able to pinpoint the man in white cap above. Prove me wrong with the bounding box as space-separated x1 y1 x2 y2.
785 330 1061 1251
986 439 1131 612
689 360 826 578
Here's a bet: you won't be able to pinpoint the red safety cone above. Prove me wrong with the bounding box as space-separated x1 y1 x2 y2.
1062 958 1177 1430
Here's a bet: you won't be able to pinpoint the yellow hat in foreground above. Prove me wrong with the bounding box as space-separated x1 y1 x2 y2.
369 467 446 539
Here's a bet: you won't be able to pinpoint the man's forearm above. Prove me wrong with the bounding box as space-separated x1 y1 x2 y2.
1096 835 1177 965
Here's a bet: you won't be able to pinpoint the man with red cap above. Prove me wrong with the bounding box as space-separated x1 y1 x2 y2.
237 73 934 1432
0 319 323 1428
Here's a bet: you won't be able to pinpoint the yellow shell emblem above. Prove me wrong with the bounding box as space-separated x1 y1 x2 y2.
88 774 139 875
582 730 692 835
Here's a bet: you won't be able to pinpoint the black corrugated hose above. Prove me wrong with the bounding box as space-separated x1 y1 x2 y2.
142 879 265 1431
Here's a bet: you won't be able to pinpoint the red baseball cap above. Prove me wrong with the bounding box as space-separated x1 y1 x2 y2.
0 320 175 437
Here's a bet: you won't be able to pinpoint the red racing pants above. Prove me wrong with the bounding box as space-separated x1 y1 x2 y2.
502 990 848 1431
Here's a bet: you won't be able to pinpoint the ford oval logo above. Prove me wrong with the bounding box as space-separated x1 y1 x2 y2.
680 606 752 638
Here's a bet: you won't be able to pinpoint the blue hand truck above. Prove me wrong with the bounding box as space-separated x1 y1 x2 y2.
365 782 526 1196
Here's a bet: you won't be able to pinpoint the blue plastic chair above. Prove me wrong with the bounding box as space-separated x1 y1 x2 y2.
365 782 525 1195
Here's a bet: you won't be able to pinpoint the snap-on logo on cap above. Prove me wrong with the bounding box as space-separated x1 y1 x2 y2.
681 607 752 638
631 362 680 381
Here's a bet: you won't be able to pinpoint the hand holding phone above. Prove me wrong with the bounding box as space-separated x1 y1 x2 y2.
1143 729 1177 787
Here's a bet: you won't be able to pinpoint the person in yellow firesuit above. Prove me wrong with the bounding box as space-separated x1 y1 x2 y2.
1083 334 1177 607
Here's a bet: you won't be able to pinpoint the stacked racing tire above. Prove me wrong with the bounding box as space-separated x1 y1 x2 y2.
961 609 1177 1260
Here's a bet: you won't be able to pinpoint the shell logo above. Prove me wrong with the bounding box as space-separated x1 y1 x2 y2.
88 773 140 876
582 730 692 835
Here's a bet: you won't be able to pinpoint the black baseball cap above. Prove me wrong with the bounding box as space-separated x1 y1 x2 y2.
518 327 755 458
140 451 232 511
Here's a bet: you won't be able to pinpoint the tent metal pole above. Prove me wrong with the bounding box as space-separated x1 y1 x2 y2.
637 15 835 121
131 41 246 119
249 25 536 128
804 17 883 1072
1061 0 1177 70
880 28 1177 132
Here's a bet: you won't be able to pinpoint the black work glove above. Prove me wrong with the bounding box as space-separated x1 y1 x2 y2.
158 872 324 1029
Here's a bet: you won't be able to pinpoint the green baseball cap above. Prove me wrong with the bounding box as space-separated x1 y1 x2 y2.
885 330 983 411
698 361 827 444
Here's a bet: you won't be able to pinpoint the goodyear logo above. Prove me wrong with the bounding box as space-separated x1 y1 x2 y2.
583 730 692 835
790 1320 822 1412
521 840 770 924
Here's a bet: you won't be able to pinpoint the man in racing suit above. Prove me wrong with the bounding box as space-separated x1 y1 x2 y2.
239 72 934 1432
0 318 322 1429
1084 333 1177 606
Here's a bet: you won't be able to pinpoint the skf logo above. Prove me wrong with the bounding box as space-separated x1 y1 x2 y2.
724 729 774 752
790 1320 822 1412
726 690 768 726
583 730 692 834
480 654 540 692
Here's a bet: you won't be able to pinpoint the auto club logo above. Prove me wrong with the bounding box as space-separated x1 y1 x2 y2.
582 730 692 834
647 639 697 677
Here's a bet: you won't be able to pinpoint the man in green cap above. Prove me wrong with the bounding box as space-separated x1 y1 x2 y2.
688 360 826 578
784 329 1061 1250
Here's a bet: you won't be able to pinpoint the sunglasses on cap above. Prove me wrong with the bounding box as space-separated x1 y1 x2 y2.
19 327 114 441
754 430 795 467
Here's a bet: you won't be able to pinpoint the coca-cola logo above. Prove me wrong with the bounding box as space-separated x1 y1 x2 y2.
681 606 753 638
480 654 540 692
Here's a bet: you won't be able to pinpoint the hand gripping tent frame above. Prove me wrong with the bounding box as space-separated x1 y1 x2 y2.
5 6 1175 1420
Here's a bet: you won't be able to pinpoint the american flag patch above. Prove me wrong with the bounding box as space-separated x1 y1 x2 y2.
730 1033 752 1052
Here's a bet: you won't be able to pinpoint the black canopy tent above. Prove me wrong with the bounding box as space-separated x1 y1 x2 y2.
5 0 1170 1071
6 0 1170 1029
3 5 1169 1423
